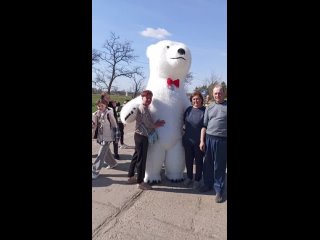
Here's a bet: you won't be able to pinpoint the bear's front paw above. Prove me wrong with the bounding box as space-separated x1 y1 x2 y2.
123 107 138 123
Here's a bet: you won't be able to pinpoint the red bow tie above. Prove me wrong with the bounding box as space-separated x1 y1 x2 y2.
167 78 180 88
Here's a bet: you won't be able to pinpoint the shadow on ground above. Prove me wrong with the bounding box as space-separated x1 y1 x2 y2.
150 172 228 202
92 153 133 160
92 152 227 202
91 176 130 188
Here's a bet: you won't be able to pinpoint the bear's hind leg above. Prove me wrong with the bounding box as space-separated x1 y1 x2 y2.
164 142 185 182
144 143 165 184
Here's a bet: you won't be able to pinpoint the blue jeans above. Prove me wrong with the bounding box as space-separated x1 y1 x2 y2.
203 134 227 194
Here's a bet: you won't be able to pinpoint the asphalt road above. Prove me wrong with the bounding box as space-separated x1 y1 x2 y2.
92 121 227 240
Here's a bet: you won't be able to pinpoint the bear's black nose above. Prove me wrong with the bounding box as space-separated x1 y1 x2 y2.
177 48 185 55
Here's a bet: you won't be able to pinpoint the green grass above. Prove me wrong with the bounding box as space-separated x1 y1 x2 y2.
92 94 132 112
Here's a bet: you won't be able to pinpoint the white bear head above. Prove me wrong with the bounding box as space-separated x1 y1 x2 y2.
146 40 191 82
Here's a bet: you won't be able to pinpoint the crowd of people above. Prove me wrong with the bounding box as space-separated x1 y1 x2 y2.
92 83 227 203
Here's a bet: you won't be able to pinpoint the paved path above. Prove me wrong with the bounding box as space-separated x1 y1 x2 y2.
92 122 227 240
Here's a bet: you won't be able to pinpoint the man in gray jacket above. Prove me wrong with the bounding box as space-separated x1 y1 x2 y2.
199 84 227 203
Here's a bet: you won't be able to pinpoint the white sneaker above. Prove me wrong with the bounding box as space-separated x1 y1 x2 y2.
92 172 99 180
183 178 193 186
106 163 118 169
119 144 128 149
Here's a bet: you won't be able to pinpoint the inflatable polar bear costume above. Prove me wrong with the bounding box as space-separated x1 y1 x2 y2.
120 40 191 183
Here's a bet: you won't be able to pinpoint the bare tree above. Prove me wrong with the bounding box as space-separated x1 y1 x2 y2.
192 71 225 96
221 81 227 98
111 85 119 93
130 75 145 98
92 32 143 94
185 72 194 86
203 72 222 87
203 72 222 96
93 68 108 91
92 49 101 65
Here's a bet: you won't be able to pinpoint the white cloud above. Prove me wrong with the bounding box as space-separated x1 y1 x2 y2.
140 27 171 39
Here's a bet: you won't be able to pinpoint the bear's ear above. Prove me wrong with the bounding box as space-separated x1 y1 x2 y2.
146 44 155 59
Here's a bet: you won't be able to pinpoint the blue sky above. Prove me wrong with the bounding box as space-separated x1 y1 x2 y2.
92 0 227 92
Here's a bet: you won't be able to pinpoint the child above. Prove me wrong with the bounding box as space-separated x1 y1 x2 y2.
92 98 119 180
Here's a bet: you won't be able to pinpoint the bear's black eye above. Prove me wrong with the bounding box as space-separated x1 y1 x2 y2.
166 46 170 49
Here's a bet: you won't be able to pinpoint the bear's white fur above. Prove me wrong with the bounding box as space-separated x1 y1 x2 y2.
120 40 191 182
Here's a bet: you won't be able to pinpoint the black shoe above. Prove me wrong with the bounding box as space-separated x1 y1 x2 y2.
215 193 223 203
114 154 120 160
198 185 212 193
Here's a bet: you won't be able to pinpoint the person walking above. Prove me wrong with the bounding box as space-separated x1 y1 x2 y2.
92 98 119 180
100 93 120 160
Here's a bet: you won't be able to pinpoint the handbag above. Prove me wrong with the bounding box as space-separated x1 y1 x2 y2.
147 130 158 144
92 115 99 139
141 124 158 144
93 126 98 139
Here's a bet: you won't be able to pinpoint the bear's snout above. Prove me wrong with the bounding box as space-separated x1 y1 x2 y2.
177 48 185 55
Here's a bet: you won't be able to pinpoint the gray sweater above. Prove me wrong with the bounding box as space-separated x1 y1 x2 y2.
203 101 227 138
